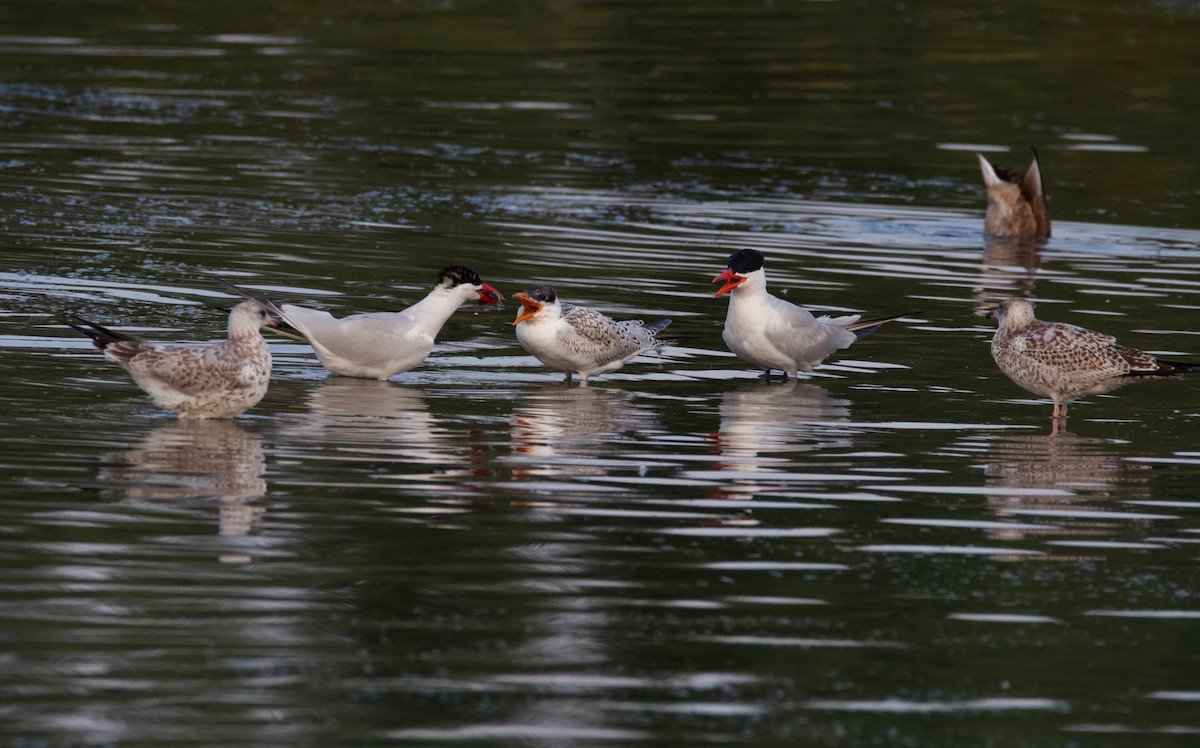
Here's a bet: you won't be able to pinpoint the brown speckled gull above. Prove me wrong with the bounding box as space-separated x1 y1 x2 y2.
64 300 277 419
987 298 1200 421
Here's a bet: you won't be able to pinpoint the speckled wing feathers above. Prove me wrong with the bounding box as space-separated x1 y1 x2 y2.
1003 322 1131 379
559 303 662 365
1113 344 1163 373
124 343 265 394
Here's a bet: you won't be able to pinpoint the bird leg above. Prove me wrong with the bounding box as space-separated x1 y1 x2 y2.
1051 398 1068 421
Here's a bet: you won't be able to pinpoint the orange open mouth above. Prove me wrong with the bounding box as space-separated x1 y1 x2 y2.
712 269 746 297
512 292 542 325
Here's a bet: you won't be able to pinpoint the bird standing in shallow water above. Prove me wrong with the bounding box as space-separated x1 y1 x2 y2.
712 248 916 379
64 300 277 419
988 297 1200 422
511 284 672 384
977 149 1051 240
221 266 502 380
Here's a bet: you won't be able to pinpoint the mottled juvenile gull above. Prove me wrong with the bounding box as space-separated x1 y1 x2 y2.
988 297 1200 421
64 300 277 419
977 148 1051 240
220 266 502 380
511 284 672 384
712 248 918 379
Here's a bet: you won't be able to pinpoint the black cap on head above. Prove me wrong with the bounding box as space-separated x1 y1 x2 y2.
521 284 557 304
727 248 764 274
439 265 483 288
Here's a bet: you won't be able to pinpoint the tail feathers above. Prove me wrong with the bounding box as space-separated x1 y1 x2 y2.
215 278 308 341
1128 359 1200 378
847 311 922 340
61 315 139 351
214 304 307 342
643 318 672 337
216 278 289 320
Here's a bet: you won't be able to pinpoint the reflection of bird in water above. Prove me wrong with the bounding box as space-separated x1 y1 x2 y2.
972 238 1041 313
281 378 454 463
510 386 661 478
979 431 1150 540
716 381 853 460
712 381 855 499
97 419 267 546
988 297 1200 423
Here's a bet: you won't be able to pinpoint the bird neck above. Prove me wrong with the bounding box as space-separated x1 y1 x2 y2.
405 286 466 333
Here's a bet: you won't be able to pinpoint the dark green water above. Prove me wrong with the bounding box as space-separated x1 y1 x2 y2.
3 1 1200 745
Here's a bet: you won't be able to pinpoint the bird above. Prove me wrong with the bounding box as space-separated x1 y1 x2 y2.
987 297 1200 421
977 148 1051 240
712 248 916 379
63 300 277 419
219 266 502 380
511 284 672 384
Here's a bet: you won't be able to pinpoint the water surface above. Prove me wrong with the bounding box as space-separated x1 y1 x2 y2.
3 1 1200 745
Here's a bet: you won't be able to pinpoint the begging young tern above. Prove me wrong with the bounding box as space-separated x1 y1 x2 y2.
988 297 1200 421
221 266 502 380
511 284 672 384
713 248 916 379
977 149 1051 240
64 300 277 418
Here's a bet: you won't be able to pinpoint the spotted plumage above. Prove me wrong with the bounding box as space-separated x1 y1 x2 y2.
512 284 672 384
64 300 276 419
977 149 1051 240
988 297 1200 420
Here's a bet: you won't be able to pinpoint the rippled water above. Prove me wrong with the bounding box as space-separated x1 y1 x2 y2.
4 1 1200 745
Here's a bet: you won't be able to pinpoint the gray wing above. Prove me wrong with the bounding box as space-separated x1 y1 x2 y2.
561 305 663 365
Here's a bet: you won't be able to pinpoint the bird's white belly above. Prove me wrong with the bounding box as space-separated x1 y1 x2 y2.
312 328 433 379
517 322 587 373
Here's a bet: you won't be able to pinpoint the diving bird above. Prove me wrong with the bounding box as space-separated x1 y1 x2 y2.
712 248 916 379
988 297 1200 421
63 300 277 419
977 149 1051 240
220 266 502 380
511 284 672 384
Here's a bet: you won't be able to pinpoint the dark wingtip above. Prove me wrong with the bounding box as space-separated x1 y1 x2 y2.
60 314 133 351
644 318 672 336
215 277 287 318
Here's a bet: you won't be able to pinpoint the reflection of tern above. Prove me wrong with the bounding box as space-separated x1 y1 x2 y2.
716 381 853 459
988 298 1200 422
282 378 455 463
512 285 672 384
511 386 658 476
221 266 502 380
712 381 855 499
977 149 1050 240
712 249 915 379
64 300 276 418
